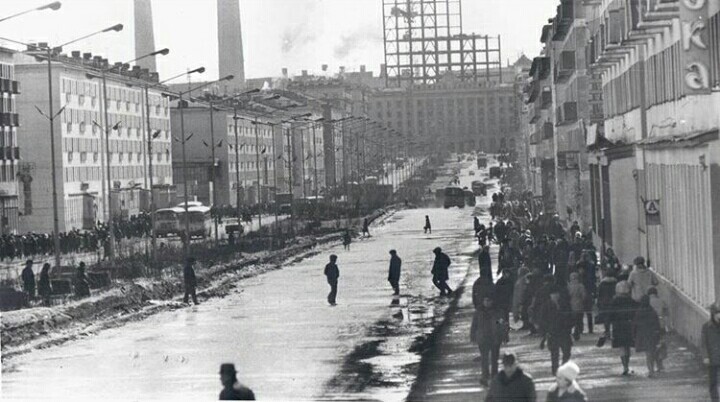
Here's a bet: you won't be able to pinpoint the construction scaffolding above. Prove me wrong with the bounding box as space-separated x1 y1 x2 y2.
382 0 503 87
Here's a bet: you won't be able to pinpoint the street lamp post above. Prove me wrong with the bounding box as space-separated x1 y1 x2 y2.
8 23 123 269
173 75 234 255
0 1 61 23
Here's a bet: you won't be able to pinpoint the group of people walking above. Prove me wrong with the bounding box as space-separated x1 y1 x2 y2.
21 260 91 306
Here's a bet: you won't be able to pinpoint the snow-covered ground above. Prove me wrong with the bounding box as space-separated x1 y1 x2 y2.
1 157 495 401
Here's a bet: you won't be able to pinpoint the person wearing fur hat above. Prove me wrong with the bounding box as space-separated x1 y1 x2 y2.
608 280 638 375
546 361 586 402
702 303 720 402
485 352 537 402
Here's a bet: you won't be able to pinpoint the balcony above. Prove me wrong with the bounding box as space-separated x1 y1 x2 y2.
543 122 554 139
557 102 578 125
541 90 553 109
555 51 576 83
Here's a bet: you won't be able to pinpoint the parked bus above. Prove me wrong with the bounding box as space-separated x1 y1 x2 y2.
178 205 212 239
154 207 184 237
443 186 466 209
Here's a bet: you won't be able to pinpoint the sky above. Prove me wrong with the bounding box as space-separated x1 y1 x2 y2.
0 0 559 82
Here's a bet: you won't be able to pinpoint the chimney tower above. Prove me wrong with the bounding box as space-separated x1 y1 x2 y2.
133 0 157 73
217 0 246 92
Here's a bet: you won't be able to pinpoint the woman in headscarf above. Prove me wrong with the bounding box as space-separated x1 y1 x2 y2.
546 360 586 402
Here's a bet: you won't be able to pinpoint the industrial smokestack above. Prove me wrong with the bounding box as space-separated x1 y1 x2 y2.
134 0 157 72
217 0 246 92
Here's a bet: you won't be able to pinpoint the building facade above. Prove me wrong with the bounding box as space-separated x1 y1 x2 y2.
368 74 520 154
14 51 172 233
0 48 20 234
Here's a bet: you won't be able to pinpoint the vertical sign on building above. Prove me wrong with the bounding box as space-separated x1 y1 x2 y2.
680 0 711 93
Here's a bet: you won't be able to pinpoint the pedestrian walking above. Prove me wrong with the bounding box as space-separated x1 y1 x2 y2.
479 245 492 280
388 250 401 295
546 361 586 402
495 269 514 343
628 256 658 303
647 287 668 370
362 218 370 237
342 229 352 250
567 272 587 341
512 266 531 326
37 263 52 306
609 281 638 376
183 257 199 305
73 262 91 299
596 270 618 338
324 254 340 305
21 259 35 300
471 294 505 386
485 352 537 402
431 247 453 296
219 363 256 400
424 215 432 234
702 303 720 402
577 253 596 335
632 295 662 377
474 217 481 234
539 286 574 375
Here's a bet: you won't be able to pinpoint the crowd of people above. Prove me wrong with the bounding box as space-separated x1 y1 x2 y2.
464 188 720 401
0 214 152 261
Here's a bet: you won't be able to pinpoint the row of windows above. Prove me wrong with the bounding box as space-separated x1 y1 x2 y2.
63 164 171 183
226 124 273 138
0 63 14 80
66 150 171 164
229 160 275 172
0 94 16 113
373 96 515 110
0 161 15 183
0 127 17 148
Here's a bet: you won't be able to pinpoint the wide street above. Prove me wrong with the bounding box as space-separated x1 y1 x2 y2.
2 162 490 400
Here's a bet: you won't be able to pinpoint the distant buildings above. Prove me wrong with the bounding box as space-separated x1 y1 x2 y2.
0 47 20 234
13 50 172 233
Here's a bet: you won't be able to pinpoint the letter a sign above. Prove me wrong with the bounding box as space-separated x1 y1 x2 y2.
645 199 661 225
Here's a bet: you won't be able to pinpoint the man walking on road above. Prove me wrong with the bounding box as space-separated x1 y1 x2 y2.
424 215 432 234
183 257 199 305
219 363 256 400
324 254 340 305
431 247 452 296
388 250 402 295
539 286 574 375
485 352 536 402
702 303 720 402
471 294 505 386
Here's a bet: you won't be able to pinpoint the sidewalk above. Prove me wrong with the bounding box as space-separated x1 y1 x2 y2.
408 245 708 401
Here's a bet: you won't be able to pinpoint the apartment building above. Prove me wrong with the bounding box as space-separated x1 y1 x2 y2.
13 50 173 233
0 47 20 234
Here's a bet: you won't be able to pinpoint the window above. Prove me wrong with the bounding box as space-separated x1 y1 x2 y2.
78 95 85 106
126 101 131 111
79 122 86 134
80 152 87 163
91 97 96 107
92 124 98 134
155 105 161 115
93 152 99 162
136 153 141 162
127 152 132 162
66 122 73 133
67 152 74 162
65 93 72 103
22 177 31 216
165 150 170 161
116 100 122 110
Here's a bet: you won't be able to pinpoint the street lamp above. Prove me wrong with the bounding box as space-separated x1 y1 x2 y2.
0 1 61 23
4 23 123 270
86 46 168 262
172 74 235 255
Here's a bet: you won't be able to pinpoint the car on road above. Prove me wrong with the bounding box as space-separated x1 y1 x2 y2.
469 170 475 176
463 189 476 206
471 180 488 196
224 219 245 236
443 186 465 208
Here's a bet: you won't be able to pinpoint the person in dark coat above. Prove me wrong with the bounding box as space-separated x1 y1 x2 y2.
539 286 574 375
431 247 452 295
388 250 401 295
576 252 596 334
473 274 495 310
608 281 638 375
37 263 52 306
471 295 505 385
522 268 544 334
552 238 570 286
183 258 199 305
596 270 617 337
485 352 536 402
219 363 255 400
498 238 521 278
424 215 432 234
702 303 720 402
362 218 370 237
342 229 351 250
73 262 91 299
21 259 36 300
495 269 514 343
478 245 492 280
324 254 340 305
474 217 481 234
633 295 662 377
546 361 587 402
